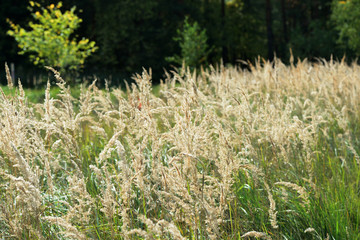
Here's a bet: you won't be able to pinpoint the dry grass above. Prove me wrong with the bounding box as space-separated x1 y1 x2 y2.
0 58 359 239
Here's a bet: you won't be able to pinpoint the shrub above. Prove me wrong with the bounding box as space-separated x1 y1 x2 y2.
7 1 97 73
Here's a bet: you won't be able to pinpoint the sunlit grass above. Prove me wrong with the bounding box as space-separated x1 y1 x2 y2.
0 59 359 239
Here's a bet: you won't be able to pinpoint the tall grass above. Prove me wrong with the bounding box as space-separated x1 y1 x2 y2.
0 58 359 239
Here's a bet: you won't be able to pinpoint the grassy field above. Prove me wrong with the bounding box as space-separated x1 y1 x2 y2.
0 60 359 239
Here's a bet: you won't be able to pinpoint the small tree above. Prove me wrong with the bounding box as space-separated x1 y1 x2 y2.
167 17 209 69
7 1 97 73
331 0 360 55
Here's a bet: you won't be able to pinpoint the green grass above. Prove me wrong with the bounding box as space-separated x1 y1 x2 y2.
1 83 161 103
0 84 81 103
226 117 360 239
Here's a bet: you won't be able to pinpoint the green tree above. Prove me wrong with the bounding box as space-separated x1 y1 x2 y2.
331 0 360 55
167 17 209 69
7 1 97 72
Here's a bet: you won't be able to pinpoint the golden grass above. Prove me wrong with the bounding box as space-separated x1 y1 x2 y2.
0 58 359 239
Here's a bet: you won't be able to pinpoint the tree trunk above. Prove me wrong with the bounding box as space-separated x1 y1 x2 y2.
221 0 228 63
266 0 274 61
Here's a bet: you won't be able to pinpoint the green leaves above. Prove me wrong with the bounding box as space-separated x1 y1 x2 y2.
7 1 97 72
331 0 360 55
167 17 210 69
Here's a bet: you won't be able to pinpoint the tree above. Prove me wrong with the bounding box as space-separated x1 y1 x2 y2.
166 17 209 69
7 1 97 73
224 0 267 62
331 0 360 55
221 0 228 62
275 0 341 60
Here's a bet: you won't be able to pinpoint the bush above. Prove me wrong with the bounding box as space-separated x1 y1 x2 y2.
7 1 97 73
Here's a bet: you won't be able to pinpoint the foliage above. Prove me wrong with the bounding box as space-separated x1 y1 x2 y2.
224 0 266 61
331 0 360 55
288 20 339 59
1 0 356 86
90 0 199 79
7 1 97 72
166 17 209 69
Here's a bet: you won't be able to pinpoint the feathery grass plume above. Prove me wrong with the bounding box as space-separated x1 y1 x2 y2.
304 227 316 233
100 170 117 231
98 130 123 164
264 181 278 229
11 143 39 186
42 216 86 239
43 80 53 147
275 181 310 207
303 227 326 240
241 231 272 240
5 62 13 89
127 215 186 240
346 142 360 165
66 175 94 224
17 79 25 99
45 66 65 85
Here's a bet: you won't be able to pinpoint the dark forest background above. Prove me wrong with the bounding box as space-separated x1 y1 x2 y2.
0 0 356 87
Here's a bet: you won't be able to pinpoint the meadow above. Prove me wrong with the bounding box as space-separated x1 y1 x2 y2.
0 58 359 239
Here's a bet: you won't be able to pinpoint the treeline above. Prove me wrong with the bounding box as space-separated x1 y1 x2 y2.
0 0 356 86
